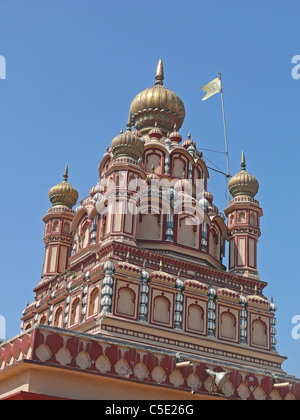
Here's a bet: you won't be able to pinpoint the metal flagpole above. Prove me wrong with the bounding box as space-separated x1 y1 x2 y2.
218 72 230 179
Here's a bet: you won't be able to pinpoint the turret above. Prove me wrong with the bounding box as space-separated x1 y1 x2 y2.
224 152 263 279
101 122 146 246
41 166 78 280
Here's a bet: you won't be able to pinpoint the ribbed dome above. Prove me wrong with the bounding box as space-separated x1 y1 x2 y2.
182 132 196 149
228 151 259 198
129 59 185 135
111 129 144 161
49 165 79 209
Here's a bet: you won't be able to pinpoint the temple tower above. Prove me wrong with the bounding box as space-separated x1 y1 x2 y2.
100 124 146 246
41 165 78 280
225 151 263 280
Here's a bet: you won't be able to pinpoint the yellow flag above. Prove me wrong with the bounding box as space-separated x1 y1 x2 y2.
201 77 221 101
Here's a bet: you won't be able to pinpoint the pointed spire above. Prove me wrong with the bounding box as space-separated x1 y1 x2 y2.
155 58 164 86
126 114 132 131
63 165 68 182
241 150 246 171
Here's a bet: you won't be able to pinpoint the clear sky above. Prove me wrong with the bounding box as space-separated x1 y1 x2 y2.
1 0 300 378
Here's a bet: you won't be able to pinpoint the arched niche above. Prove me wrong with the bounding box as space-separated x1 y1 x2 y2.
252 319 267 347
70 298 81 326
88 287 99 317
116 286 135 317
208 227 220 261
145 151 163 174
54 307 63 328
137 214 161 241
220 311 236 340
187 304 204 333
153 295 170 325
176 213 199 249
171 154 187 179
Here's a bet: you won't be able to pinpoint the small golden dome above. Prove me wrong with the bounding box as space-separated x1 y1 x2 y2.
49 165 79 209
111 129 144 160
169 124 182 143
228 151 259 198
129 59 185 135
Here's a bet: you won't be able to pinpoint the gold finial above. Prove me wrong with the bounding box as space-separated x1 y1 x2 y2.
155 58 164 86
254 285 258 295
120 129 123 134
241 150 246 171
126 251 130 263
159 260 163 270
63 165 68 182
188 132 191 139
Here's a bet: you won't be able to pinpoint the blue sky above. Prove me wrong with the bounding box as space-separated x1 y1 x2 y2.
1 0 300 378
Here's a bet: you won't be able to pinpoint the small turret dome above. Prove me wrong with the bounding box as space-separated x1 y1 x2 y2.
111 129 144 161
228 151 259 198
169 124 182 144
48 165 79 209
148 122 163 140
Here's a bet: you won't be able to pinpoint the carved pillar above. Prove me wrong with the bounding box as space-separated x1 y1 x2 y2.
139 262 150 322
207 282 216 336
100 259 115 314
239 289 248 344
270 297 277 350
174 271 184 329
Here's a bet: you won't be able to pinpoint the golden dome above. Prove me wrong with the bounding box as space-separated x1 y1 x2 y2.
228 151 259 198
129 59 185 135
49 165 79 209
111 129 144 160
